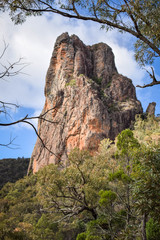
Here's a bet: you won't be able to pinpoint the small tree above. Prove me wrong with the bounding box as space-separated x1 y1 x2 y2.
146 218 160 240
132 142 160 240
37 148 108 222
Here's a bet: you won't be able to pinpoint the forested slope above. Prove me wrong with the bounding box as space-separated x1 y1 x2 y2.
0 157 29 189
1 116 160 240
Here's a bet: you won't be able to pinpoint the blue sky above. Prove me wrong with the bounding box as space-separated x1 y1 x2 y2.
0 12 160 159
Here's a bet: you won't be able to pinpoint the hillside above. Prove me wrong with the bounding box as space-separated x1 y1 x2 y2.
0 157 29 189
1 116 160 240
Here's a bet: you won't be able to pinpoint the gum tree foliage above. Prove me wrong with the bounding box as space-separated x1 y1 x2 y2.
146 218 160 240
1 119 160 239
100 129 141 239
1 0 160 88
76 127 160 240
132 116 160 240
36 148 109 221
0 148 109 240
0 174 66 240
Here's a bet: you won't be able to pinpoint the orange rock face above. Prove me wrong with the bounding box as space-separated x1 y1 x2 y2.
29 33 142 173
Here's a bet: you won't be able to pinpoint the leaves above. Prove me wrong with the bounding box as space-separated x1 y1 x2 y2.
99 190 117 206
1 117 160 239
117 129 140 155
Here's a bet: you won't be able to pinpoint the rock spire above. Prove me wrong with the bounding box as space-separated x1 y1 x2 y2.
29 32 143 173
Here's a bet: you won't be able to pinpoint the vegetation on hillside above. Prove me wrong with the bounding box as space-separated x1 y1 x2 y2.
0 157 29 189
0 116 160 240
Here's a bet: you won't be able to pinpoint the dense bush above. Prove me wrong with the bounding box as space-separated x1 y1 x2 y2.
1 116 160 239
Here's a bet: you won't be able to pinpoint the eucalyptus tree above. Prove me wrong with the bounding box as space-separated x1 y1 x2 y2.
2 0 160 88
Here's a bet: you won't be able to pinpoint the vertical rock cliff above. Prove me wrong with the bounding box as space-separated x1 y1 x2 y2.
29 32 143 173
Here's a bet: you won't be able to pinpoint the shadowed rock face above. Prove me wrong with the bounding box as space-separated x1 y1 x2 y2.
29 32 143 173
146 102 156 115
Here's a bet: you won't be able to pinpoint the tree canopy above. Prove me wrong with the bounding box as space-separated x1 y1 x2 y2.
2 0 160 88
1 116 160 239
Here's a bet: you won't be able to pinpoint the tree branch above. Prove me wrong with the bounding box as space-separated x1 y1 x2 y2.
9 1 160 56
0 135 19 149
136 67 160 88
136 81 160 88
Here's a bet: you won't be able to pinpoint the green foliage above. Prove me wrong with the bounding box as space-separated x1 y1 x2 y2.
2 0 160 73
0 172 72 240
98 138 113 154
35 214 59 240
86 236 102 240
105 80 112 88
108 102 119 113
1 118 160 239
36 148 108 223
99 190 116 206
133 1 160 66
92 76 102 85
109 170 131 183
85 218 107 240
146 218 160 240
134 115 160 145
0 174 39 240
0 157 29 189
65 79 76 87
132 144 160 219
117 129 140 155
76 232 87 240
79 74 84 77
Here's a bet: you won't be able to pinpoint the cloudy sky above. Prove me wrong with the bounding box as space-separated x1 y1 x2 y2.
0 12 160 159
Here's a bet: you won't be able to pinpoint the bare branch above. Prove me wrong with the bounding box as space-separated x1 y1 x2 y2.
0 40 9 59
0 100 19 109
71 0 79 16
0 57 30 80
0 135 19 149
8 1 160 56
102 0 125 13
123 0 142 36
0 40 29 82
136 67 160 88
146 67 157 83
136 81 160 88
0 108 62 160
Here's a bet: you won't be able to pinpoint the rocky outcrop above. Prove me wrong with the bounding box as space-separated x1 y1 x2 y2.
146 102 156 115
30 32 143 173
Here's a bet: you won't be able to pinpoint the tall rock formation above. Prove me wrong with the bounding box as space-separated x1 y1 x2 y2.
29 33 143 173
146 102 156 115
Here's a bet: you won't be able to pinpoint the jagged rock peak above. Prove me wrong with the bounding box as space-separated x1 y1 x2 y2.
45 32 118 96
29 33 143 173
146 102 156 115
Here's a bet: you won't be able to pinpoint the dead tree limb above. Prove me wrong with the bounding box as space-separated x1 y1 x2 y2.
136 67 160 88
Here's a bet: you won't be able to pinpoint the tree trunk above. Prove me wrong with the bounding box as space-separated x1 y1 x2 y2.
142 212 147 240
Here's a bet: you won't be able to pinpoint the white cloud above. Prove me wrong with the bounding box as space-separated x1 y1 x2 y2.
0 12 150 114
112 45 146 86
